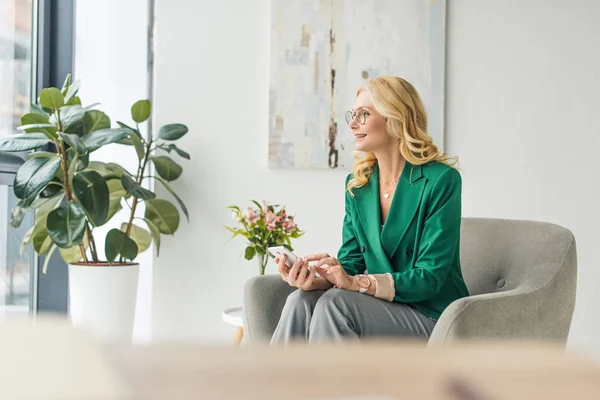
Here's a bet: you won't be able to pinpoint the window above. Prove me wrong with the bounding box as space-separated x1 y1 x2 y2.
0 0 35 314
0 0 34 137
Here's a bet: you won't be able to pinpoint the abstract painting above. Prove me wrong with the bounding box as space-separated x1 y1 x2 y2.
268 0 447 169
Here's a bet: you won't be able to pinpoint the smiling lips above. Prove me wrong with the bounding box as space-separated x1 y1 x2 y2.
355 134 367 139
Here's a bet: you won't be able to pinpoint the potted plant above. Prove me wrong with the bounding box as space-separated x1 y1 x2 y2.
0 75 189 342
225 200 304 275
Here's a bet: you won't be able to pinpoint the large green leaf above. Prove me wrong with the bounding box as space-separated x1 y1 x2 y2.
19 113 57 139
155 176 189 222
26 151 58 160
120 223 151 253
20 225 36 255
61 74 72 95
67 153 79 189
144 199 179 234
83 103 101 111
46 202 87 248
63 79 81 104
151 156 182 181
59 105 85 129
42 244 57 274
129 129 145 160
121 174 156 200
66 96 82 106
67 148 89 171
143 218 161 256
59 132 87 154
18 123 56 131
59 232 89 265
83 110 111 134
131 100 151 123
39 88 64 110
22 193 64 255
82 128 131 149
85 161 128 180
59 245 84 264
10 203 29 229
14 157 61 200
34 230 53 255
73 171 109 226
20 112 49 128
116 121 137 132
30 103 48 116
30 192 64 213
105 229 138 263
106 179 126 222
0 133 50 152
158 124 188 141
162 144 190 160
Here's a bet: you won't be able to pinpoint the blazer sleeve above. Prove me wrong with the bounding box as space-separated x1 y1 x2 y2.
390 167 462 303
337 175 367 276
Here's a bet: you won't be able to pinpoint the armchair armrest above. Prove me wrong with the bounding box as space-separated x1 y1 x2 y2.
243 275 296 343
428 273 575 346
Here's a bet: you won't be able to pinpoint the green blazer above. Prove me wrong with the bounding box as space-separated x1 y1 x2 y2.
337 161 469 320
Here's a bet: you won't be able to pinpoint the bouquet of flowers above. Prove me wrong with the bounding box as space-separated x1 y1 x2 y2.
226 200 304 275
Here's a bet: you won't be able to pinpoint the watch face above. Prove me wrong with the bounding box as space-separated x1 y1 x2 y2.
358 275 370 288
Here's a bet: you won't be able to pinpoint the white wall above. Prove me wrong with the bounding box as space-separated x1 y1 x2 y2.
151 0 347 342
152 0 600 354
74 0 153 344
445 0 600 355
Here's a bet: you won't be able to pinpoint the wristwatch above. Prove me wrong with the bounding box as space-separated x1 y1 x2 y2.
357 274 371 294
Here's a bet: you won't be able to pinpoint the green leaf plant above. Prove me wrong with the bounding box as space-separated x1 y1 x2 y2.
2 74 190 269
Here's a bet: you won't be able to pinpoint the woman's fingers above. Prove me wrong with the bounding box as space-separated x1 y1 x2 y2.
295 260 309 287
303 253 330 262
301 266 317 290
277 255 289 280
315 256 339 268
287 256 303 285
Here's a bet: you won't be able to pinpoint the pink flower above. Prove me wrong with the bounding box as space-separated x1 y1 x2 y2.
267 225 275 231
260 200 269 213
243 207 259 223
264 210 277 224
277 216 283 222
284 220 297 233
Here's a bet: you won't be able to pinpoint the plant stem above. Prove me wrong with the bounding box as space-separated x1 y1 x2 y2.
85 223 98 262
120 138 153 262
55 113 89 264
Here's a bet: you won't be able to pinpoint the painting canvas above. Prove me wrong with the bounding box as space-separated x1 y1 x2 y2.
268 0 447 169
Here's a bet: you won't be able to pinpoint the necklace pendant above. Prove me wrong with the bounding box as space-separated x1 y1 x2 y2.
384 193 390 199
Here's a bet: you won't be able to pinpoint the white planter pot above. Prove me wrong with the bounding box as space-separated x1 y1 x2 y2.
68 263 139 343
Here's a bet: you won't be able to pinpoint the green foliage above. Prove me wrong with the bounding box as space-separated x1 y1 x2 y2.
3 74 191 269
225 201 305 275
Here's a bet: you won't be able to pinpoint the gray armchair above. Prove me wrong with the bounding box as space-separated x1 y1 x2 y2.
243 218 577 345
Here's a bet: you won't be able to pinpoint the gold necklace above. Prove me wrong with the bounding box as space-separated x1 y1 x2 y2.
379 176 400 199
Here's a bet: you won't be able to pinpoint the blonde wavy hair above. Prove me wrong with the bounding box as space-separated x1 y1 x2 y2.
347 76 458 195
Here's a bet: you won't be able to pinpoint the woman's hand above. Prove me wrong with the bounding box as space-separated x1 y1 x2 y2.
303 253 355 290
274 254 331 291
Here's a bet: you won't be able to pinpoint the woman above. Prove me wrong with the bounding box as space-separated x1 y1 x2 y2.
271 76 469 344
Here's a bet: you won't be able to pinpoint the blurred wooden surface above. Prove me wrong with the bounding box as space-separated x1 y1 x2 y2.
110 341 600 399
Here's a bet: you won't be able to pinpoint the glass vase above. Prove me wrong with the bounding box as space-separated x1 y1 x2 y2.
257 253 268 276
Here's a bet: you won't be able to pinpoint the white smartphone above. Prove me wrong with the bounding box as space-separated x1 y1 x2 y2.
267 246 321 278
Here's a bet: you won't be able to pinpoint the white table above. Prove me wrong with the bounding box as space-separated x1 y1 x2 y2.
221 306 244 344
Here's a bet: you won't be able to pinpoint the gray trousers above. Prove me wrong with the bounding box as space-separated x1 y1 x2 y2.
271 288 436 344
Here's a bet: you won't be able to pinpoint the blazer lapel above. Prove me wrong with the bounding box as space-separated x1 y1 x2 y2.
381 162 426 258
353 164 387 261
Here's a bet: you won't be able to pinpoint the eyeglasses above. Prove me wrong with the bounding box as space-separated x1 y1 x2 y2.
345 110 369 125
